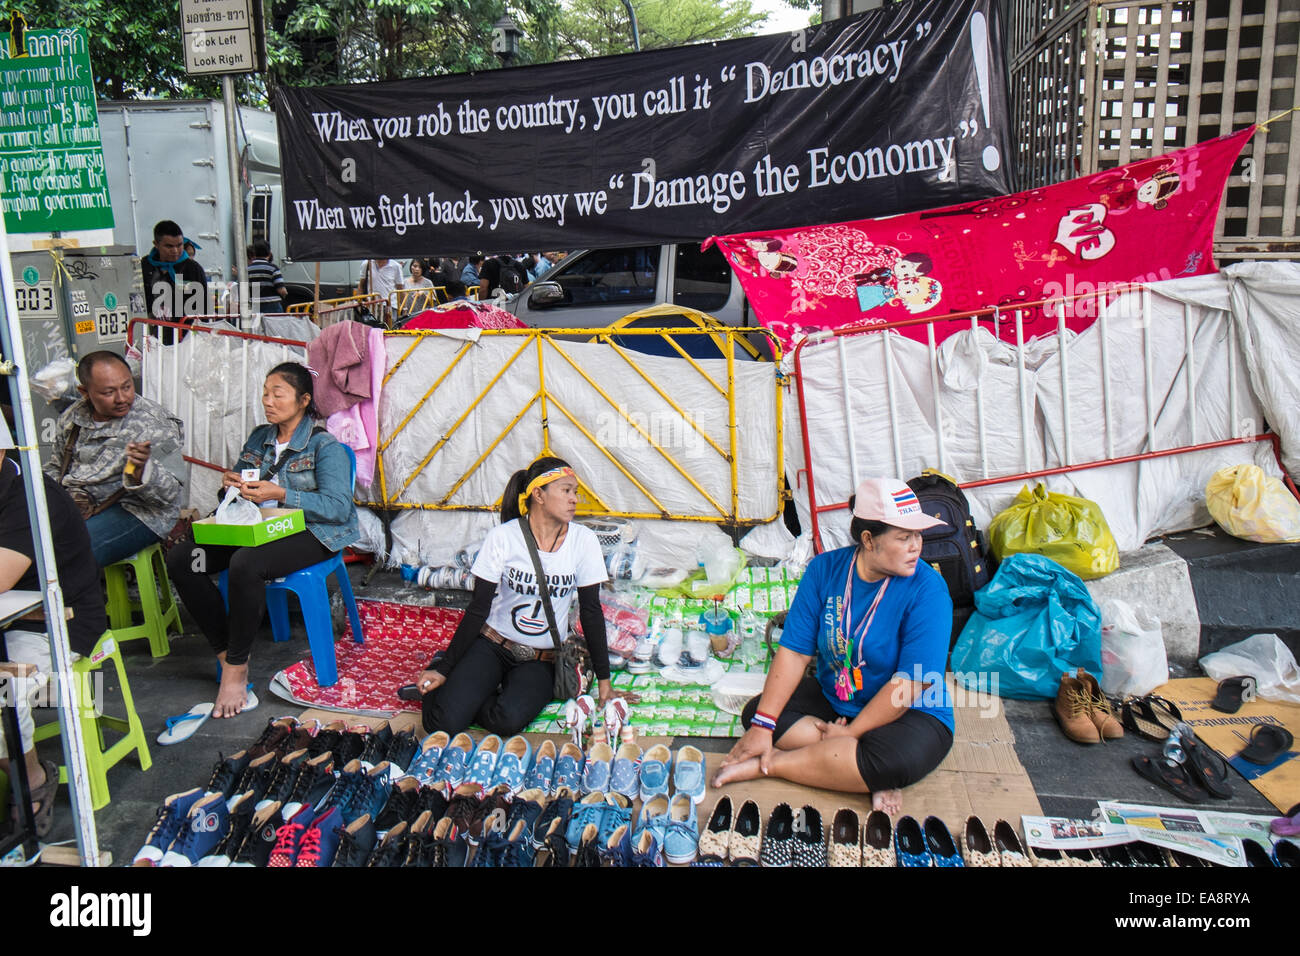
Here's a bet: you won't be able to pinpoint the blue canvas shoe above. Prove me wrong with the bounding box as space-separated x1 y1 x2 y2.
433 732 476 788
630 827 665 867
581 742 614 795
895 816 934 867
463 734 502 790
634 794 670 846
552 742 585 794
672 745 707 805
923 816 964 867
160 792 230 866
598 793 633 848
565 792 609 849
524 739 557 795
133 787 204 865
489 735 532 795
406 731 449 786
532 791 573 850
638 744 673 802
662 793 700 864
599 823 633 867
295 806 344 867
609 742 643 800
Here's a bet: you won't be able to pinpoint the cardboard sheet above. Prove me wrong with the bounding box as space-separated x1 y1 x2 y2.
1153 676 1300 812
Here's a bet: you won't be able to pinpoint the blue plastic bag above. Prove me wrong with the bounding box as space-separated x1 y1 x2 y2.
950 553 1103 700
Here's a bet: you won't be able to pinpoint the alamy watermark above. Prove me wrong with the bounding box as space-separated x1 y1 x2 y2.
888 666 1002 718
594 404 705 452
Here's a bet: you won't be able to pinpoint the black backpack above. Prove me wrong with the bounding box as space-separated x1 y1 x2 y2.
497 256 527 294
906 470 995 609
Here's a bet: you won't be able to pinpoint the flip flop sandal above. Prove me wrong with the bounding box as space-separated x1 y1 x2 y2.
1120 696 1183 741
1238 724 1294 765
8 758 59 838
1211 676 1257 714
1131 755 1204 802
1180 734 1233 799
158 702 214 745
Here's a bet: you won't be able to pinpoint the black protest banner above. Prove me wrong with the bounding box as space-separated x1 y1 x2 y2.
275 0 1011 260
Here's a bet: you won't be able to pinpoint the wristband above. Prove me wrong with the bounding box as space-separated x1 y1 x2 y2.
751 711 778 732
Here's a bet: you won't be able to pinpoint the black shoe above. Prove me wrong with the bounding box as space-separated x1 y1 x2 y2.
330 813 377 867
263 748 310 805
333 728 368 768
430 815 466 867
401 810 440 867
791 805 826 867
359 722 393 765
375 776 420 831
539 818 570 867
233 751 279 804
759 803 795 867
284 720 320 755
573 822 602 868
285 752 335 810
365 821 409 867
308 720 345 759
532 791 574 850
415 782 448 823
386 729 419 773
231 802 284 867
443 784 480 834
201 790 257 864
204 750 252 799
247 717 299 759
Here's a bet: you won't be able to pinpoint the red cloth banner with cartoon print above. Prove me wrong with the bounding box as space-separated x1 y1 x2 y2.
706 128 1253 348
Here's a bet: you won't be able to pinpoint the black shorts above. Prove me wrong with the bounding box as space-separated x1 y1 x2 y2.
741 677 954 791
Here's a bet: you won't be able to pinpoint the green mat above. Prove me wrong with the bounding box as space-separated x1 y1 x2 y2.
522 659 769 738
521 567 796 738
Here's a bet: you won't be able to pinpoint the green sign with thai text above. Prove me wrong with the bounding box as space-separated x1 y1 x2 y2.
0 25 114 232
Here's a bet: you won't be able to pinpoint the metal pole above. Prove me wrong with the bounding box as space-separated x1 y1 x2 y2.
621 0 641 51
223 76 250 330
0 219 100 866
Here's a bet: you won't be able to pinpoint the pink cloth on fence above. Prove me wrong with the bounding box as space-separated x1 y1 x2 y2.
307 320 371 416
706 128 1253 350
325 327 385 487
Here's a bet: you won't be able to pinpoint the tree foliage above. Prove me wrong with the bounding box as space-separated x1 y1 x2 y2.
547 0 769 60
9 0 818 104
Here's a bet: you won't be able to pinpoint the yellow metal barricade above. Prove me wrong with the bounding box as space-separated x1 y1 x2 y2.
365 326 785 526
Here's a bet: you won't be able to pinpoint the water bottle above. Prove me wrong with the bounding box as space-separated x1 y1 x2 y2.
738 605 762 667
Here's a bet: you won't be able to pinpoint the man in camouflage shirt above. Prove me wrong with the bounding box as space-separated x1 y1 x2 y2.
44 352 186 567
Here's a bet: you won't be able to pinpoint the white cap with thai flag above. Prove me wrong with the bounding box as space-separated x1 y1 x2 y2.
851 477 949 531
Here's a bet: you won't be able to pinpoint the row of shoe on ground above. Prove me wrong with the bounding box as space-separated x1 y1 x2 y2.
130 716 714 867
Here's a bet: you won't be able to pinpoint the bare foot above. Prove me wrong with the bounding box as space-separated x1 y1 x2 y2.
213 663 249 718
710 756 765 788
872 788 902 816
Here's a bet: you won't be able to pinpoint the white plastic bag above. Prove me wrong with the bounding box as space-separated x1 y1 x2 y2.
1199 633 1300 704
214 486 262 525
1098 599 1168 697
29 357 78 401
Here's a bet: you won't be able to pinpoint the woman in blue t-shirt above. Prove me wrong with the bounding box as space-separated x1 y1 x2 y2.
712 478 955 814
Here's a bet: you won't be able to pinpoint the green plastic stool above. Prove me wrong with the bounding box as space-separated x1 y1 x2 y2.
103 542 180 658
32 630 152 811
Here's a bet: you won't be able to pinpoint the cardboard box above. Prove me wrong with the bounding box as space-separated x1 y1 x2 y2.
191 508 305 547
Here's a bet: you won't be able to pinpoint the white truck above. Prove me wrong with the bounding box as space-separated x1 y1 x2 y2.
7 98 360 304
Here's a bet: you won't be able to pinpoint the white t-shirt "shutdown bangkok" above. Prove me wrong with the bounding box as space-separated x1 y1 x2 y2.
471 519 608 650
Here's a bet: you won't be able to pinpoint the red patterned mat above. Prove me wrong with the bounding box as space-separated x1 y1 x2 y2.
269 600 462 716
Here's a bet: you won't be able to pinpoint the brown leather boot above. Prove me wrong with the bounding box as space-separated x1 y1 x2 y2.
1076 668 1124 740
1053 672 1101 744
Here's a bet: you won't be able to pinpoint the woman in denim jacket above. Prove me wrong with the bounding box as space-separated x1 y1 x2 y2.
168 362 359 717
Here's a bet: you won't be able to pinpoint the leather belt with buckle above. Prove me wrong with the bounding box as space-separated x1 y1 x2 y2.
482 624 556 663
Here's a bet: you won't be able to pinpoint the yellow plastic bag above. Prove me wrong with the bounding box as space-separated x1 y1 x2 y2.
1206 464 1300 543
988 483 1119 580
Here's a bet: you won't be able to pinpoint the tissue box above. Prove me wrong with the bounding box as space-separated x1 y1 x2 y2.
191 508 305 547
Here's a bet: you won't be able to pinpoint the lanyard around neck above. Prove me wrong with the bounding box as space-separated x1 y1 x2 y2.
840 551 889 670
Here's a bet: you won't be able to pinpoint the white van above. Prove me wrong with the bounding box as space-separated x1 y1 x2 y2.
506 242 752 330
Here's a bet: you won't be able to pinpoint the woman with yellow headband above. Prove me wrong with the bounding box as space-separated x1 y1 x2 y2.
414 456 612 736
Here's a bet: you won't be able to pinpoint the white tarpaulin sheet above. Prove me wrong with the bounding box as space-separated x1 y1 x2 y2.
787 270 1297 554
380 333 780 566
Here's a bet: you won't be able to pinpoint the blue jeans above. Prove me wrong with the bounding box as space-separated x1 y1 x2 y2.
85 504 160 569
